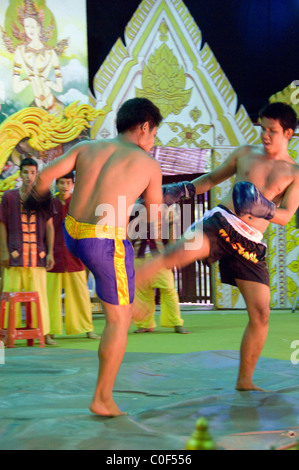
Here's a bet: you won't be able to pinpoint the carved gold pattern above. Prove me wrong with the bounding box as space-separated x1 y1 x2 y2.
135 42 192 118
0 103 104 198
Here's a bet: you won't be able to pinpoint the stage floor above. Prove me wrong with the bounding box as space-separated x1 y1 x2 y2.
1 347 299 450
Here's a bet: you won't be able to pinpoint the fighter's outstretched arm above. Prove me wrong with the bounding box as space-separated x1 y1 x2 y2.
191 146 249 195
34 142 84 196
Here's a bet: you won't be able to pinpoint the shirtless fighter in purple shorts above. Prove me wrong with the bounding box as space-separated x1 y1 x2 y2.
26 98 164 417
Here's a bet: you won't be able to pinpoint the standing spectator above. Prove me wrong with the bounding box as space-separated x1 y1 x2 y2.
0 157 55 342
46 172 100 343
130 189 191 334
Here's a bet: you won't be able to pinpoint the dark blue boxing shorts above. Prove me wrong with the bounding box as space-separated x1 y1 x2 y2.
201 205 269 287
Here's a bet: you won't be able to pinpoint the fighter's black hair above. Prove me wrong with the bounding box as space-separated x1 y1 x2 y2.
259 102 298 133
116 97 163 133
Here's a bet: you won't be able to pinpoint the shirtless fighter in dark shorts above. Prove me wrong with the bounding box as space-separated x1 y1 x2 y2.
135 102 299 392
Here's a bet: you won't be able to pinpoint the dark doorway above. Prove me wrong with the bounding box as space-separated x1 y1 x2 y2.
162 173 212 305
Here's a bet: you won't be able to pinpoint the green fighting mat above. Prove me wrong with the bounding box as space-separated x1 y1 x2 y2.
0 348 298 450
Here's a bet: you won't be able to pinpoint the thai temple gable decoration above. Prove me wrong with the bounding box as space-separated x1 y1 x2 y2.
91 0 259 152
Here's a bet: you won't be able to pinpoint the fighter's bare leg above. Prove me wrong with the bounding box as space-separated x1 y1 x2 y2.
235 279 270 391
89 301 132 417
135 228 211 289
133 229 210 323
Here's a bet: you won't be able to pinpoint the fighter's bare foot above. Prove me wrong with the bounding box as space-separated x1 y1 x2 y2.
89 399 128 417
235 381 269 392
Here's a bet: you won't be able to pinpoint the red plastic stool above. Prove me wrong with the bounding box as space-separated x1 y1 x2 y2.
0 292 45 348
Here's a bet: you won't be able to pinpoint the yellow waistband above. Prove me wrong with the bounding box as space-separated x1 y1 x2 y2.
65 215 126 240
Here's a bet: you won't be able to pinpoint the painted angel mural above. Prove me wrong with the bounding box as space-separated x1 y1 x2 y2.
1 0 68 113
